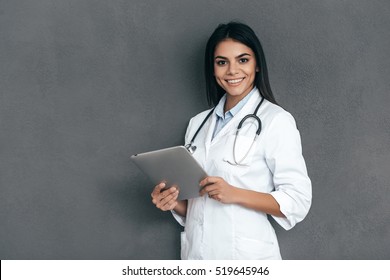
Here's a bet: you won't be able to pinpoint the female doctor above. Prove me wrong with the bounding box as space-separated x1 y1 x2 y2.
151 22 312 260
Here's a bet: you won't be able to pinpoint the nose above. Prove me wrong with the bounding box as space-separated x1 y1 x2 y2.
227 62 239 75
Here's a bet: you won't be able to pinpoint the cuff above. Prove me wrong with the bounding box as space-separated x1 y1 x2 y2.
170 209 186 227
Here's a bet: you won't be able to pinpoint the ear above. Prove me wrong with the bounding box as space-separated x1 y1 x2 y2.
256 67 260 72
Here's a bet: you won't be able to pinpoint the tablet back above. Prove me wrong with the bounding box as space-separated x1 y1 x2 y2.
131 146 207 200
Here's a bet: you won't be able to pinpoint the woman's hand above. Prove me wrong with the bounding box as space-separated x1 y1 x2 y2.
200 177 285 217
199 176 238 204
151 183 179 211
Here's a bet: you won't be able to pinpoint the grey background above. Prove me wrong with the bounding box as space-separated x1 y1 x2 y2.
1 0 389 260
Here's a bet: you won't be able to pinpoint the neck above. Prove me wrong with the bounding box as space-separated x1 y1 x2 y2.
224 88 254 112
224 96 240 112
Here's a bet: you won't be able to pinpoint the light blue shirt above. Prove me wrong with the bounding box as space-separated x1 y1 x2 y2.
212 87 257 139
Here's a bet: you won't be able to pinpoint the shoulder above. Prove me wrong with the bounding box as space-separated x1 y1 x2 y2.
260 101 303 157
261 100 296 129
184 108 214 142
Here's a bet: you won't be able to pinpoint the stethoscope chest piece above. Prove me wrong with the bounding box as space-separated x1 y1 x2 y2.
185 144 197 154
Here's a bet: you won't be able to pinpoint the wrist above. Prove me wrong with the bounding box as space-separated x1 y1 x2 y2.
231 186 244 205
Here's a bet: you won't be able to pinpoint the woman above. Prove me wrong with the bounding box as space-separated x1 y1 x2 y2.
151 22 312 260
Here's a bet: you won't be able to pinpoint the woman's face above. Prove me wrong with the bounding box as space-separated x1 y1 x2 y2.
214 38 258 103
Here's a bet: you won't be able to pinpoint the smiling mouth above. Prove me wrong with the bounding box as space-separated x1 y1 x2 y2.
226 78 244 84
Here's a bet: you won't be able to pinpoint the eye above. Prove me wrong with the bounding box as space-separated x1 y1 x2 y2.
239 58 249 63
215 60 227 66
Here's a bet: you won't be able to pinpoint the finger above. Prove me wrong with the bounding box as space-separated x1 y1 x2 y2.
155 187 177 204
199 185 213 196
207 189 220 196
199 184 218 196
153 185 173 205
199 177 216 188
209 194 222 202
158 196 177 210
151 182 166 198
161 201 178 211
152 183 166 205
159 186 177 200
157 189 179 209
199 186 208 196
161 189 179 203
162 193 179 210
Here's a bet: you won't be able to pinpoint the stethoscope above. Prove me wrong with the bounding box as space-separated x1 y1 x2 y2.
185 96 265 166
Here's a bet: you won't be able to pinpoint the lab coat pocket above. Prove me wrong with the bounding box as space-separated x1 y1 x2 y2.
180 231 189 260
235 236 279 260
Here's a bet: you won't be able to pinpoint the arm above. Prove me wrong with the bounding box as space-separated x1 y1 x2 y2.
234 188 284 217
199 112 311 227
173 200 188 217
199 176 285 217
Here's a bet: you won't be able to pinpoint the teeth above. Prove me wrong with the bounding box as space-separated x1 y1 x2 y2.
227 78 243 84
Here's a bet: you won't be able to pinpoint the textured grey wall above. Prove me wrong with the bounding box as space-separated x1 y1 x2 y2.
1 0 389 259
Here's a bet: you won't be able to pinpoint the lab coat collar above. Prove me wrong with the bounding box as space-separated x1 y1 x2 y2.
215 87 258 119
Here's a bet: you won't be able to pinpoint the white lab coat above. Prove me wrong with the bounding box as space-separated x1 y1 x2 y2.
172 89 312 260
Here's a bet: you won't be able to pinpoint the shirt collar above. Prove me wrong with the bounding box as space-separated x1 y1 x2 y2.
215 87 258 119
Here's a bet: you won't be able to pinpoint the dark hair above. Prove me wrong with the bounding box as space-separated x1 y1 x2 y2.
204 22 277 106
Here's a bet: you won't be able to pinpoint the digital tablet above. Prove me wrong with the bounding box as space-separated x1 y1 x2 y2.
131 146 208 200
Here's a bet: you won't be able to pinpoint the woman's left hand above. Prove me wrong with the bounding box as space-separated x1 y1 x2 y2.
199 176 238 204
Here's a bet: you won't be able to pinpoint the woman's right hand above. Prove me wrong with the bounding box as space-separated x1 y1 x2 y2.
151 182 179 211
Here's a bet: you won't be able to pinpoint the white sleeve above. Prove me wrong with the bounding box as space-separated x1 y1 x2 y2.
265 112 312 230
171 209 186 226
184 117 194 144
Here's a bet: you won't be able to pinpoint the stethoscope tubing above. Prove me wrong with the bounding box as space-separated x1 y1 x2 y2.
186 95 265 165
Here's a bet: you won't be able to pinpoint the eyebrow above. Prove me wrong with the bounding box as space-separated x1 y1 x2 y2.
215 53 252 60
